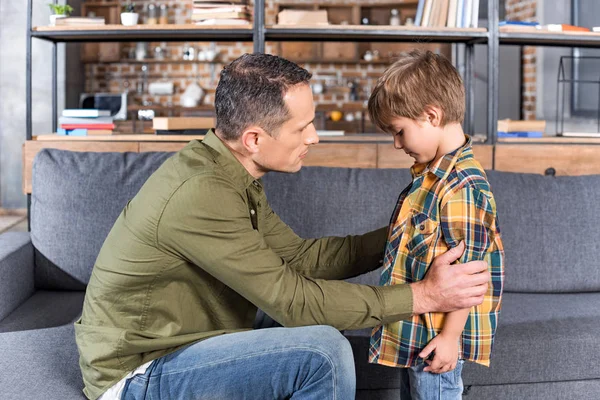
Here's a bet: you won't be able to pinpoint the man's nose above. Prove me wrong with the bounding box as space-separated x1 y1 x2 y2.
305 124 319 145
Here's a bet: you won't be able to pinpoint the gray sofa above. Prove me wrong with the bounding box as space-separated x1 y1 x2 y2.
1 148 599 399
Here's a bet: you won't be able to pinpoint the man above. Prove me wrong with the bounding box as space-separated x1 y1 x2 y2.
75 53 490 400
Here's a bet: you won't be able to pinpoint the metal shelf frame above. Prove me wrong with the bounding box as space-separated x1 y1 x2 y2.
26 0 499 144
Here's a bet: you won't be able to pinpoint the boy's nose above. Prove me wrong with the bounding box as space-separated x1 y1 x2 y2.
394 136 403 150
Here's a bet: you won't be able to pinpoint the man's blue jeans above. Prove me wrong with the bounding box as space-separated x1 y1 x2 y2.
121 325 356 399
400 360 465 400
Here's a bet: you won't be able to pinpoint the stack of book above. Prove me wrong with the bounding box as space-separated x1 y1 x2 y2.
153 117 214 135
415 0 479 28
53 17 105 26
192 0 251 26
58 109 115 136
497 119 546 138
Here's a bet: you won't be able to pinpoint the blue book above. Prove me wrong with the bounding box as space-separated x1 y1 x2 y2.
415 0 425 27
499 20 539 26
497 131 544 138
57 128 87 136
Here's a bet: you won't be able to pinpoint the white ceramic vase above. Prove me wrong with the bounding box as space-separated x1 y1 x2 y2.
120 12 139 26
49 14 67 26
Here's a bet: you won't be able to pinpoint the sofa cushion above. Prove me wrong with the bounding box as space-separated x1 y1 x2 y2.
345 292 600 389
31 150 173 290
263 167 412 238
0 290 85 333
487 171 600 292
0 324 84 399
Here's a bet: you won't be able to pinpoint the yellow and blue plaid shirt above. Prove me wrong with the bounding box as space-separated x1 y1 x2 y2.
369 136 504 368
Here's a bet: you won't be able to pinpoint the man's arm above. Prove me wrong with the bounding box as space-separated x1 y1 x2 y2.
157 174 412 330
259 198 388 280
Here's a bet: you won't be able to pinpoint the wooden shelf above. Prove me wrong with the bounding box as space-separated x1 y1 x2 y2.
33 133 396 143
497 136 600 144
84 59 227 64
499 27 600 48
32 24 253 43
266 25 488 43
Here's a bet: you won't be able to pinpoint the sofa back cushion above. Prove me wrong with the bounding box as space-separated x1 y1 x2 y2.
486 171 600 292
31 149 600 293
31 149 173 290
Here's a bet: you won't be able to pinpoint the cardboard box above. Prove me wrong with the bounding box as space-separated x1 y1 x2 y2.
153 117 215 131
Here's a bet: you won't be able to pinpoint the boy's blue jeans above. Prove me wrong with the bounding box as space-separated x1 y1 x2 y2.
120 325 355 400
400 360 465 400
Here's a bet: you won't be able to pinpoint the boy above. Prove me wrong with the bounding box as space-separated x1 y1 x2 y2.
368 49 505 399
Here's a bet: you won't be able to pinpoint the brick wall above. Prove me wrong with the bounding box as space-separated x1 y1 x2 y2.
505 0 537 120
83 0 442 132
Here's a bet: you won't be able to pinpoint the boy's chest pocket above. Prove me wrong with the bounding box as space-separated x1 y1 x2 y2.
406 212 439 258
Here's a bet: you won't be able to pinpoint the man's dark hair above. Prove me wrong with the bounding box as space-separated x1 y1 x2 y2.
214 53 312 141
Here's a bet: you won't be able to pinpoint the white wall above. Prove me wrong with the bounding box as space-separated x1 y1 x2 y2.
0 0 65 208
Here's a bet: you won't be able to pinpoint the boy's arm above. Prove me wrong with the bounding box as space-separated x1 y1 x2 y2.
420 185 496 372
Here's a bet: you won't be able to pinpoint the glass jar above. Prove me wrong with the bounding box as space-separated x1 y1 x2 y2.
159 4 168 25
146 4 158 25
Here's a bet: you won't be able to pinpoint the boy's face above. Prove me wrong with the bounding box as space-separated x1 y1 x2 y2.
388 114 442 164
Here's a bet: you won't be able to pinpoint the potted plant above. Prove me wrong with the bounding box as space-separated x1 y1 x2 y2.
48 3 73 26
120 3 139 26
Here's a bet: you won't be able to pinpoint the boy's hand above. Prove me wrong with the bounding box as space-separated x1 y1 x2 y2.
419 333 459 374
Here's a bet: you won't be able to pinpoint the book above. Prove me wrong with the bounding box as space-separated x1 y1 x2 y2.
156 129 210 135
497 119 546 133
422 0 434 28
192 11 250 20
60 123 115 130
447 0 458 28
57 128 88 136
561 132 600 138
471 0 479 28
544 24 590 32
497 131 543 138
54 17 105 26
195 18 251 25
316 130 344 136
62 109 111 118
415 0 426 27
58 116 113 125
455 0 464 27
153 117 214 130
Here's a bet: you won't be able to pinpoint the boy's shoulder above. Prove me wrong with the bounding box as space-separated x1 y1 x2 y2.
440 155 494 203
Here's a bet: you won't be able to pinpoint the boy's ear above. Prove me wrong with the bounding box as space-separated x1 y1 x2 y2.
424 106 443 128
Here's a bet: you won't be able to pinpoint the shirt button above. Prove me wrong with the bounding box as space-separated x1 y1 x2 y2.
250 209 256 215
253 181 259 186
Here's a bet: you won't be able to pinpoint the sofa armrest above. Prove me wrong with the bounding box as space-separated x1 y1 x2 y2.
0 232 35 321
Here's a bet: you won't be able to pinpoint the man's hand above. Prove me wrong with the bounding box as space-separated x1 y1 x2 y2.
410 241 489 315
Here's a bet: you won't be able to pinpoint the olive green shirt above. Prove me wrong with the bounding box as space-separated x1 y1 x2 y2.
75 130 413 399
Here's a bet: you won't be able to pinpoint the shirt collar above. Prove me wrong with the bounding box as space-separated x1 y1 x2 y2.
410 135 474 181
201 130 260 190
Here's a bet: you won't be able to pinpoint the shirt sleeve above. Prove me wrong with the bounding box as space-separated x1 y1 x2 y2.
157 174 412 330
259 198 387 280
440 187 495 262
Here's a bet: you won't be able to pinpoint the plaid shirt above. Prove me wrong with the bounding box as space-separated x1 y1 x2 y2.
369 136 505 368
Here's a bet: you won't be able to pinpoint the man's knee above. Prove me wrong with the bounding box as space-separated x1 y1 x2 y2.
304 326 355 369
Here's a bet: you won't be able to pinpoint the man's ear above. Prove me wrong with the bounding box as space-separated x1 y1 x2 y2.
240 126 266 154
423 106 443 128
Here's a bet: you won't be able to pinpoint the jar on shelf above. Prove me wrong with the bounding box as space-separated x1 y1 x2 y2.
159 4 168 25
389 9 400 26
146 4 158 25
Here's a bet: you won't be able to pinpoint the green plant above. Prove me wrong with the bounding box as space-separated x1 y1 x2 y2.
122 3 135 13
48 3 73 16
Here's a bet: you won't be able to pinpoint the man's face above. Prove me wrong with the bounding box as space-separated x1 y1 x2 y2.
388 115 442 164
254 84 319 174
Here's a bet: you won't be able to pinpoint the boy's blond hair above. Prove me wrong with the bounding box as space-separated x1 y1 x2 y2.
368 49 465 133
